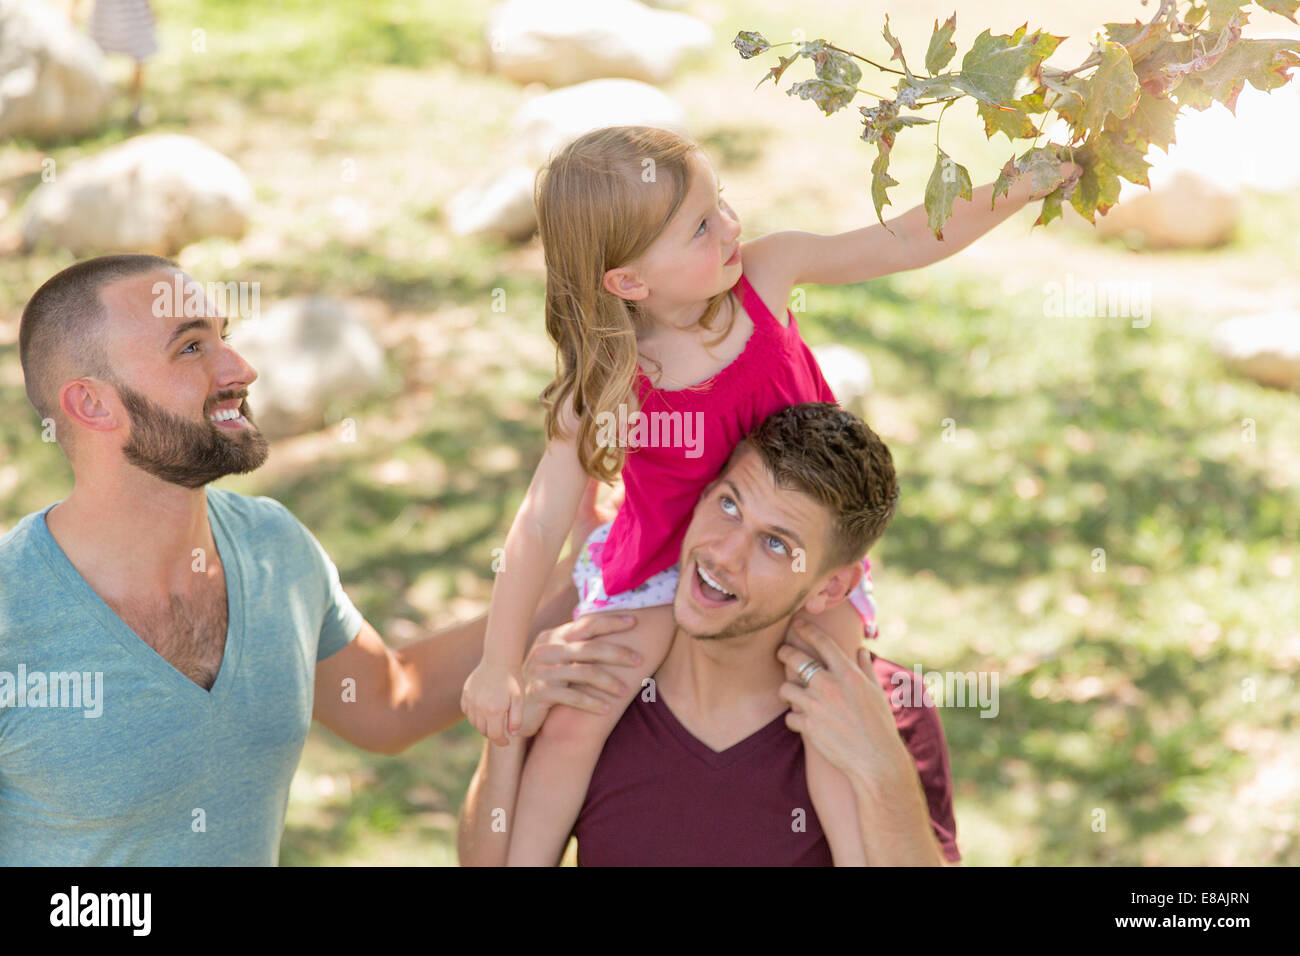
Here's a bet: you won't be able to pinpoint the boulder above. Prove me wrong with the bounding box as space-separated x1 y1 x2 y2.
446 164 538 241
0 0 113 140
447 78 688 240
1084 168 1240 250
512 77 688 166
811 343 874 415
22 134 254 255
1211 312 1300 392
487 0 712 87
229 297 387 439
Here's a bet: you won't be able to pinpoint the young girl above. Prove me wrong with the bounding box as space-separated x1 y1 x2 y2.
461 125 1075 865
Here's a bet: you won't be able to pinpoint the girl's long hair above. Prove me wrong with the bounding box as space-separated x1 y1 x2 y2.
535 125 735 482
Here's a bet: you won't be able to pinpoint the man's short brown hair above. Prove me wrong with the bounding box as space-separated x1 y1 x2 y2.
735 402 899 572
19 254 177 445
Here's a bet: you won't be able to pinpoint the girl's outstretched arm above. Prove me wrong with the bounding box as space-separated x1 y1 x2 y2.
461 397 591 745
747 159 1080 287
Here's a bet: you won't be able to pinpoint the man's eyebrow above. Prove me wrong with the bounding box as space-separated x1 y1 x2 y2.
723 479 805 551
165 316 227 350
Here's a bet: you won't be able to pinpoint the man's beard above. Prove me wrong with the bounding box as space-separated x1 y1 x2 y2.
115 382 269 489
676 573 811 643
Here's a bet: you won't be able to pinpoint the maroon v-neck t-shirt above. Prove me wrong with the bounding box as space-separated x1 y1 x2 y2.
571 652 961 865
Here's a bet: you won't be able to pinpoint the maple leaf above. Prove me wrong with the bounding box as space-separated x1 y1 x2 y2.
1077 41 1141 138
870 139 899 229
925 13 958 75
924 147 972 240
953 26 1051 103
1176 36 1300 112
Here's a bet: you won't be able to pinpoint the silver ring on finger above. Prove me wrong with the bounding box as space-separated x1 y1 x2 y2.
796 658 824 687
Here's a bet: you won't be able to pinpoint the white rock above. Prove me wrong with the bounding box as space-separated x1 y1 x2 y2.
22 134 254 255
1211 312 1300 392
229 297 387 439
812 343 874 414
448 78 689 240
487 0 712 87
1086 168 1240 250
0 0 113 140
512 77 688 165
447 164 538 241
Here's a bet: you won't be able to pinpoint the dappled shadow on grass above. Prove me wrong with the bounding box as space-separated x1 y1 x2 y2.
805 282 1297 586
940 635 1249 864
279 722 482 866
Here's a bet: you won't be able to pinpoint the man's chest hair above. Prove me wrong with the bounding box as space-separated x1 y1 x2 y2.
107 577 230 691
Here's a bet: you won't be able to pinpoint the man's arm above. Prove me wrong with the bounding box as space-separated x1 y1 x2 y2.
778 617 952 866
312 551 581 754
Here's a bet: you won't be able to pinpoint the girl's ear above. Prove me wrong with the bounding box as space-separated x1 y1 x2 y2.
603 266 648 302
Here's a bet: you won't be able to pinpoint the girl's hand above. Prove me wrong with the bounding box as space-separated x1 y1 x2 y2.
1027 160 1083 202
460 659 524 746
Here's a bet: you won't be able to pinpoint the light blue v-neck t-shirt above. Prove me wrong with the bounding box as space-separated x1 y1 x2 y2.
0 488 364 865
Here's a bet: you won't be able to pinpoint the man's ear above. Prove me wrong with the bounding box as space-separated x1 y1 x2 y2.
602 265 648 302
59 379 123 435
800 559 864 616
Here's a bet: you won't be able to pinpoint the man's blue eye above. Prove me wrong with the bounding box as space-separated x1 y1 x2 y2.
720 496 737 515
181 341 199 354
767 535 788 555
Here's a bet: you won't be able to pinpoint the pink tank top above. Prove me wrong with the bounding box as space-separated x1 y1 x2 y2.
598 271 838 597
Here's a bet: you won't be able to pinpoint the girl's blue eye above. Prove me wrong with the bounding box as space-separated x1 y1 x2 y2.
696 218 707 237
181 341 199 355
720 495 738 515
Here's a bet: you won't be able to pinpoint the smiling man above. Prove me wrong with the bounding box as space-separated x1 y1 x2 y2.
0 254 560 865
459 403 962 866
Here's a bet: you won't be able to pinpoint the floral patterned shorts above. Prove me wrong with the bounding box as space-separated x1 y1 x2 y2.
571 521 879 639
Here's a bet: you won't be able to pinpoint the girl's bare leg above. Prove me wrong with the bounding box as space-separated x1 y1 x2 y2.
506 604 675 866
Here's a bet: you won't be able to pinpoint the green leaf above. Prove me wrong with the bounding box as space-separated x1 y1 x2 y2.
787 78 858 115
734 31 771 59
1078 40 1140 136
924 147 973 240
992 155 1018 209
1103 17 1172 64
925 14 958 74
870 140 900 227
953 27 1049 103
1095 130 1152 188
1067 143 1122 224
1043 73 1088 138
811 44 863 90
1017 146 1068 196
1034 185 1065 228
977 100 1038 140
1122 90 1181 152
1205 0 1252 31
1176 37 1300 113
1256 0 1300 22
